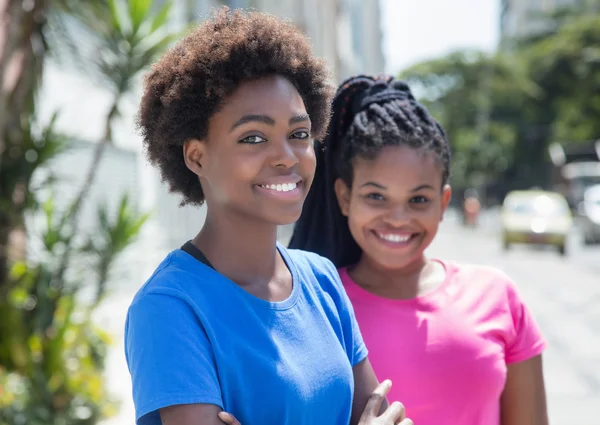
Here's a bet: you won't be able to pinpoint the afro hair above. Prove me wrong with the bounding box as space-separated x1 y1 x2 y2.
137 6 335 206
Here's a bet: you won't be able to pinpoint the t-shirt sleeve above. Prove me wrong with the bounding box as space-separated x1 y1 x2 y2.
124 290 223 423
503 277 547 364
320 258 369 367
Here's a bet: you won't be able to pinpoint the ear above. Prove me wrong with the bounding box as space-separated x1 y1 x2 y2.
440 184 452 220
183 139 206 177
334 178 351 217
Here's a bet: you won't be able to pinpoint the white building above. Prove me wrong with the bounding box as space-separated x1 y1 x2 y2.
500 0 585 42
175 0 385 82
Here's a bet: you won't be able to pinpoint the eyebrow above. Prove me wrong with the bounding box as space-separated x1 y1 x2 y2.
360 181 387 189
410 184 435 192
230 113 310 133
359 182 435 191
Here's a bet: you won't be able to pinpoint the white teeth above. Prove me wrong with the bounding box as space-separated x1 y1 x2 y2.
379 233 411 243
260 182 298 192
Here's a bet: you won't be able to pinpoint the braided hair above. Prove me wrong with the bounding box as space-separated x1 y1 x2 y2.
288 74 451 268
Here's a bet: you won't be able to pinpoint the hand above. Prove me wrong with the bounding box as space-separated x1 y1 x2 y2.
358 380 413 425
218 411 241 425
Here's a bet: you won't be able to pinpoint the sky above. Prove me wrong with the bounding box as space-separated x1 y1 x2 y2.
381 0 501 74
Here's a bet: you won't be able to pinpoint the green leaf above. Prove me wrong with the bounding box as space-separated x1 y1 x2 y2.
151 1 172 33
128 0 153 35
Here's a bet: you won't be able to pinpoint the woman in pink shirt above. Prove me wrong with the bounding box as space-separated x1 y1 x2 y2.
289 75 549 425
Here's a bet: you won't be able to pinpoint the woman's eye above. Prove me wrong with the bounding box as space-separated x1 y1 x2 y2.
410 196 429 204
366 193 385 201
291 131 310 140
240 135 266 144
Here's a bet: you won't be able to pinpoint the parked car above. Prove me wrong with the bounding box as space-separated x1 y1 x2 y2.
577 184 600 245
501 190 572 255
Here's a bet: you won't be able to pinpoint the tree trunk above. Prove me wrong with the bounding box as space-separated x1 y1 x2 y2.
102 100 118 143
0 0 49 288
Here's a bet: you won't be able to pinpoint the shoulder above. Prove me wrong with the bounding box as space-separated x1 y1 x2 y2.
130 249 223 312
450 261 517 290
282 246 352 308
284 247 340 286
445 260 524 306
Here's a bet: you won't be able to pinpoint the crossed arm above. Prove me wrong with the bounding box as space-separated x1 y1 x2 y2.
159 358 401 425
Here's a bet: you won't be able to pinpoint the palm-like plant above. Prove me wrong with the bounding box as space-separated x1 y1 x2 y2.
76 0 182 143
53 0 184 282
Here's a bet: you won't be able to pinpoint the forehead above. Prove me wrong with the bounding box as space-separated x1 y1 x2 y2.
216 75 307 120
353 145 442 183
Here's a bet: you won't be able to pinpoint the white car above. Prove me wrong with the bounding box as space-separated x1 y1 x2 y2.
501 190 572 255
577 184 600 245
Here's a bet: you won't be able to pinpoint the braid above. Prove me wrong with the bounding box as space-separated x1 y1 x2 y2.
289 75 451 268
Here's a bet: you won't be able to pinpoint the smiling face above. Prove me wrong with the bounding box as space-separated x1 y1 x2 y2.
335 145 451 271
183 75 316 226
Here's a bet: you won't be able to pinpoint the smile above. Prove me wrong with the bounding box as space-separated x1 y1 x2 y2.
374 231 415 244
258 182 299 192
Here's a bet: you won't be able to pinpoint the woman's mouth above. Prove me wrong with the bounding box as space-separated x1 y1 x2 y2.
254 180 304 201
373 230 418 247
257 181 299 192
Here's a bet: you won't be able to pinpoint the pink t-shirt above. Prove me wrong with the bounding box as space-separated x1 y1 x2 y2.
339 260 547 425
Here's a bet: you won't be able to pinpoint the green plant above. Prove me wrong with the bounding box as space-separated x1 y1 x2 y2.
0 186 148 425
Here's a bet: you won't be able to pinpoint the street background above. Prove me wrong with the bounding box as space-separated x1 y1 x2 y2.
2 0 599 424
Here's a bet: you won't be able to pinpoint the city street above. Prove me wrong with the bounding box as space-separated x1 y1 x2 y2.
429 210 600 424
99 209 600 425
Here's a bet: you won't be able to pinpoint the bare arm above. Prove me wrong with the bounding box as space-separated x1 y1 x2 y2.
160 361 408 425
501 355 549 425
160 404 228 425
351 358 390 425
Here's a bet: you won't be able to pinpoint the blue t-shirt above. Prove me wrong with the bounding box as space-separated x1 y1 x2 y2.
124 243 368 425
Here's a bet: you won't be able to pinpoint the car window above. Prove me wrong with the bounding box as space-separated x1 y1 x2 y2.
505 195 568 216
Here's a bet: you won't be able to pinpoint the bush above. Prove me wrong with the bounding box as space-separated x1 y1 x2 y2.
0 128 148 424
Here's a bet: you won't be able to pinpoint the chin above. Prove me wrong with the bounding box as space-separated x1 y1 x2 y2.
261 207 303 226
272 211 302 226
376 256 412 270
365 244 424 270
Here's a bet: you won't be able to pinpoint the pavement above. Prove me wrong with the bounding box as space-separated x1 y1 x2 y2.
98 208 600 424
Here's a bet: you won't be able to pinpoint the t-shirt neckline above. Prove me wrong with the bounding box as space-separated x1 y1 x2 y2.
340 259 457 311
176 241 300 311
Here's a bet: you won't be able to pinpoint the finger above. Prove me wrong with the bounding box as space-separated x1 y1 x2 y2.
381 401 406 422
397 419 413 425
218 411 241 425
363 380 392 418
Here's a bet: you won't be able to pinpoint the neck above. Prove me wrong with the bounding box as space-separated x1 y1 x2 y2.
193 206 280 286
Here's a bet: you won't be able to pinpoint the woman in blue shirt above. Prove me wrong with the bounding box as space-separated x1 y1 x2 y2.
125 7 412 425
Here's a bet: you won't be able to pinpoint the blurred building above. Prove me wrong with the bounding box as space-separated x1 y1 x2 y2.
174 0 385 82
500 0 585 42
40 0 386 286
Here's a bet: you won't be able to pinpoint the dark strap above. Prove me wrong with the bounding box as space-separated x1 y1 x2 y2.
181 241 215 270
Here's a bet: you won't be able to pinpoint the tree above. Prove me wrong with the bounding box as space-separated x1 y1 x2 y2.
0 0 104 288
400 50 539 190
399 5 600 195
52 0 183 286
1 0 182 288
524 13 600 144
0 1 177 423
0 0 51 288
0 180 149 425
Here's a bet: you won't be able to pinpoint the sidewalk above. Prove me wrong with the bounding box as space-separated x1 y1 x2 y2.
96 290 137 425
